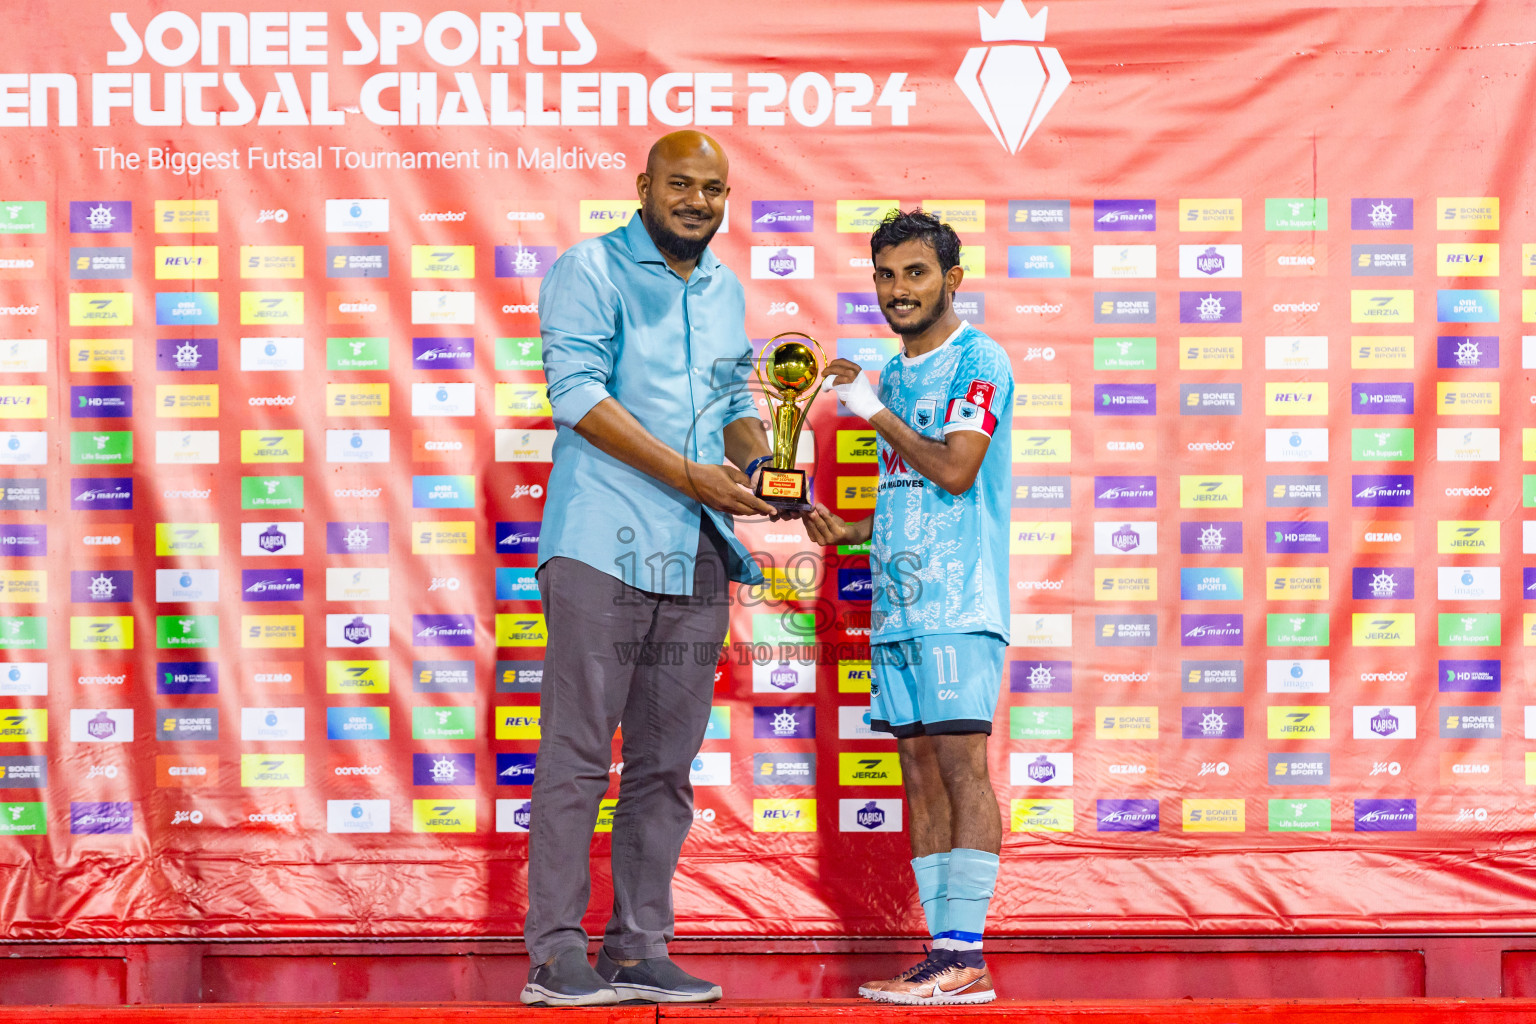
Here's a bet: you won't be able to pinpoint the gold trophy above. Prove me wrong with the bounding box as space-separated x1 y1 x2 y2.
753 331 827 513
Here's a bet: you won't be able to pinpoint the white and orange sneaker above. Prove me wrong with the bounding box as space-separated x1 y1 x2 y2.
870 952 996 1005
856 952 939 1000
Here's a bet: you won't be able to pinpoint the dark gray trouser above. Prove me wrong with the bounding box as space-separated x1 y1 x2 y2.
523 525 729 963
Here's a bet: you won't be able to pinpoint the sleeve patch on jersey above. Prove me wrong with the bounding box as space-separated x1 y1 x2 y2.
964 379 997 411
944 396 998 435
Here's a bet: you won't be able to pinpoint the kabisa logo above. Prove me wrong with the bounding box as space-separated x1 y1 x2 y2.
856 801 885 829
956 1 1071 154
769 662 801 690
1027 754 1056 782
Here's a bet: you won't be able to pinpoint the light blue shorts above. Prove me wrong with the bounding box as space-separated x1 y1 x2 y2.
869 632 1006 737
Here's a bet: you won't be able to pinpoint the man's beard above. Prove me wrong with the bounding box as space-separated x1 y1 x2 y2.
883 290 952 337
642 206 718 263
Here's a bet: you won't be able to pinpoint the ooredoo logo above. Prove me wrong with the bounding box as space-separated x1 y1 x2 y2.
956 0 1071 154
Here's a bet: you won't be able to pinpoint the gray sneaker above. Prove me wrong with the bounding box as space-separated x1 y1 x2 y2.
520 947 619 1006
595 947 723 1003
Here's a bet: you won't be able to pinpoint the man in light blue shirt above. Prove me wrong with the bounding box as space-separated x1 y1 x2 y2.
521 131 776 1007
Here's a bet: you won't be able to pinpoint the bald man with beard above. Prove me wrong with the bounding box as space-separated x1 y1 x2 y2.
520 132 776 1006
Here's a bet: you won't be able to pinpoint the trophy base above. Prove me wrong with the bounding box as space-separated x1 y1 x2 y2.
755 467 813 513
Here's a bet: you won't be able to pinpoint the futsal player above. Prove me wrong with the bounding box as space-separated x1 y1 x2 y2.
806 209 1014 1005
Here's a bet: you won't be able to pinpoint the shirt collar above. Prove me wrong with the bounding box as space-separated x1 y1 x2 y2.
900 320 970 368
622 212 720 277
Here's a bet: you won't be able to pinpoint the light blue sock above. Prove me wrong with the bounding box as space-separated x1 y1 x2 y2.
935 847 999 952
910 852 950 940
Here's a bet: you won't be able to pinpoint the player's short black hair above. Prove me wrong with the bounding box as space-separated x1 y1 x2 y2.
870 208 962 273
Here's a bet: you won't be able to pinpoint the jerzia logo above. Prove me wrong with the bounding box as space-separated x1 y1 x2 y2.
956 1 1071 154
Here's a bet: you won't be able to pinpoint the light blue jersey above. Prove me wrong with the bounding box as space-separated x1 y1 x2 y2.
869 321 1014 645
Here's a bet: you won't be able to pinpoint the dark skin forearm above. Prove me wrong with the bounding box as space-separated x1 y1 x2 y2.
822 357 990 497
723 414 772 473
572 397 775 516
866 406 988 497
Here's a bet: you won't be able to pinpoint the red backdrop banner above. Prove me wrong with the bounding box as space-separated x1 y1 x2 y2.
0 0 1534 938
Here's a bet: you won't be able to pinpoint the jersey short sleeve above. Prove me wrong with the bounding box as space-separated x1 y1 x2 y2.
942 343 1012 437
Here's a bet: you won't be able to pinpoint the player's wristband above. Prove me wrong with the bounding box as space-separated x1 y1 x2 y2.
745 454 774 479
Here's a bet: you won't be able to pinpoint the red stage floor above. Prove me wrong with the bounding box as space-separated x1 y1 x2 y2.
0 1000 1535 1024
2 936 1527 1002
3 936 1535 1004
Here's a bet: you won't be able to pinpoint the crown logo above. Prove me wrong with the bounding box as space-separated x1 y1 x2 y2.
956 1 1071 154
979 0 1049 41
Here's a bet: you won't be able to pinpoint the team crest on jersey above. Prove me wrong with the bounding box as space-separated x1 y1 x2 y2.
912 399 937 429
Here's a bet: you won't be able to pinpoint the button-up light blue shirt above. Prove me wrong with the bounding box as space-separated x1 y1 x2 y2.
537 215 765 595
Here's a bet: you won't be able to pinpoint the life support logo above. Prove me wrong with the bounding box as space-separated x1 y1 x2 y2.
956 1 1071 154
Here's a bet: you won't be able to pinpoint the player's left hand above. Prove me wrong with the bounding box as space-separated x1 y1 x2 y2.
820 358 864 387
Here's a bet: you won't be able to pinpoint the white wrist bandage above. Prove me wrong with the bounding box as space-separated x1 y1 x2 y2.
834 375 885 421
